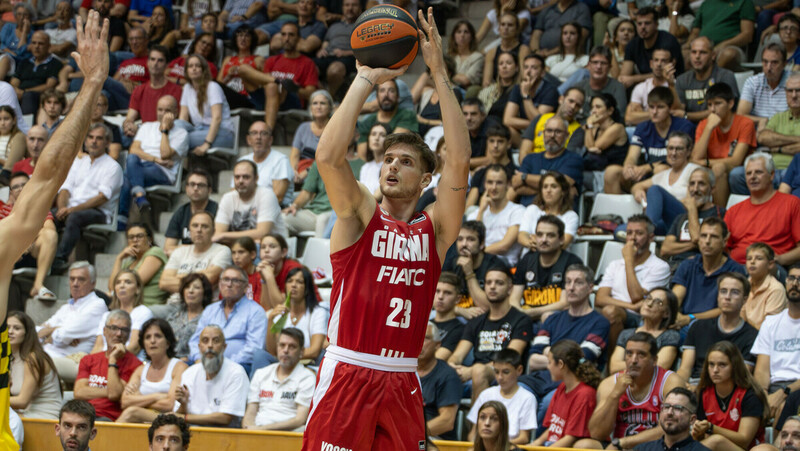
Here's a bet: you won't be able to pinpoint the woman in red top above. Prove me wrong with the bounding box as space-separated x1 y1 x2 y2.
257 233 301 309
532 339 601 447
692 340 767 450
217 25 265 110
230 237 263 306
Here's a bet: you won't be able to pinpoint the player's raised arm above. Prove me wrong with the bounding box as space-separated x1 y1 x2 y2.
418 8 471 257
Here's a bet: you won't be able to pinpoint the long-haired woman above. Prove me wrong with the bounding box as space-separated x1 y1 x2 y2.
8 311 62 419
471 401 520 451
266 266 328 361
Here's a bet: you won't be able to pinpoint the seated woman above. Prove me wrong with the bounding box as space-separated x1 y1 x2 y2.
532 340 599 447
166 273 213 361
290 89 333 186
0 105 25 176
230 237 262 303
607 19 634 79
217 25 265 110
167 34 219 84
109 223 169 312
471 401 521 451
517 172 579 252
691 341 767 451
630 131 702 235
583 94 628 174
265 266 328 363
8 311 62 419
116 318 188 423
481 13 528 90
142 6 175 52
742 242 787 329
544 23 588 83
359 123 389 201
91 270 154 357
479 50 519 124
608 287 680 373
412 56 464 138
257 233 305 310
475 0 531 50
448 20 484 97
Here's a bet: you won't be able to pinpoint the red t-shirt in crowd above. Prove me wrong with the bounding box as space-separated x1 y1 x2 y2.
129 81 183 122
695 114 756 160
262 54 319 106
542 381 596 443
167 57 218 84
117 56 150 84
0 200 53 222
726 191 800 263
274 258 321 302
11 158 33 175
76 351 141 421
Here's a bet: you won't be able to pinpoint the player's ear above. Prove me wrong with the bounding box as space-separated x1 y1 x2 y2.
420 172 432 189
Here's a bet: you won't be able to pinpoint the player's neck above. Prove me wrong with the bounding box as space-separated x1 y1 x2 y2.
435 309 456 322
380 197 418 223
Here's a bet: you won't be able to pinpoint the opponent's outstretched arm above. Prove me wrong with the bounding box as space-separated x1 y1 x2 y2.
0 11 108 320
418 8 471 257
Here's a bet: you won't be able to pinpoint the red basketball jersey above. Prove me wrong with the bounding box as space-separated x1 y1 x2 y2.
328 204 441 359
701 386 765 448
614 366 672 439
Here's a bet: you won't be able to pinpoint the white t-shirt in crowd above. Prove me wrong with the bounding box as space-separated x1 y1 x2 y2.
164 243 232 302
467 201 526 266
359 160 381 196
649 163 702 201
751 310 800 384
95 305 154 351
630 78 669 111
134 122 190 182
177 358 249 418
216 187 287 237
467 385 538 440
599 252 671 308
238 151 295 202
180 81 234 132
247 363 316 431
519 204 579 257
265 306 329 349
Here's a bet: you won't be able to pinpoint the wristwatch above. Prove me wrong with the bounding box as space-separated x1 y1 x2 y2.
611 438 621 448
706 423 714 435
521 173 528 185
784 386 792 396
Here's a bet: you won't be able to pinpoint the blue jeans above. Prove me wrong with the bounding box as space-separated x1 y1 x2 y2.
119 153 173 218
646 185 686 235
728 166 784 195
173 119 235 149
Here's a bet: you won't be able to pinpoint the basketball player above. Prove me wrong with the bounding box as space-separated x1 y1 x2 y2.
0 12 109 450
300 8 470 450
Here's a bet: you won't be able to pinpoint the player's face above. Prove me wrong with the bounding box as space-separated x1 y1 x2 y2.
665 137 689 168
493 362 520 390
84 127 108 158
659 393 694 435
483 169 508 202
434 282 459 314
68 267 95 300
746 249 772 279
564 270 592 305
260 236 286 264
147 51 168 76
717 277 745 314
233 163 258 196
462 105 485 132
182 279 206 308
150 424 186 451
380 146 428 199
787 78 800 110
484 271 510 303
780 419 800 450
690 39 713 72
477 406 502 441
535 222 562 255
142 324 169 360
706 350 733 385
624 340 654 378
745 158 773 194
457 228 482 257
104 317 132 346
286 271 306 302
189 214 213 245
231 243 255 269
277 333 302 369
56 412 96 451
6 316 24 348
114 271 139 304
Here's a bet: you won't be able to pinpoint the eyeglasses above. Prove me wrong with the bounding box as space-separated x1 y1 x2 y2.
127 233 147 241
106 325 131 334
787 275 800 284
643 295 665 307
186 182 209 189
661 403 692 414
780 26 800 32
9 183 25 191
220 277 247 285
248 131 271 137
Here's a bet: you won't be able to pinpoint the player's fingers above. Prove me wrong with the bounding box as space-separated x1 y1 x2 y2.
75 14 85 44
417 8 429 31
100 17 110 44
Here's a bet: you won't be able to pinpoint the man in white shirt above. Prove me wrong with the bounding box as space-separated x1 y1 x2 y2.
242 327 315 432
237 121 293 206
119 95 188 226
0 81 28 134
214 159 287 243
51 123 123 274
175 325 249 427
595 214 671 354
37 261 108 382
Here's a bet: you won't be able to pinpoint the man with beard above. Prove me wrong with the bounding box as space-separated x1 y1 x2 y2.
465 124 517 208
517 87 585 163
752 264 800 421
56 400 97 451
356 78 418 160
625 48 681 127
574 332 684 450
243 327 315 431
462 98 492 169
238 121 293 206
676 37 739 123
447 266 533 402
123 46 182 140
503 54 558 147
774 416 800 450
74 310 142 421
441 221 504 312
175 325 249 426
163 169 218 256
147 414 191 451
633 388 710 450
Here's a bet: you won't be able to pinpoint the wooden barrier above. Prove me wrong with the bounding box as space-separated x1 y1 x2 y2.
22 418 584 450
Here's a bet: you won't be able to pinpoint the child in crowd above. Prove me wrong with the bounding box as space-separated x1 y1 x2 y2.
742 242 787 329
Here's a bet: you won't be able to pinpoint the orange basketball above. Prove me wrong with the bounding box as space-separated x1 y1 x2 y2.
350 5 419 69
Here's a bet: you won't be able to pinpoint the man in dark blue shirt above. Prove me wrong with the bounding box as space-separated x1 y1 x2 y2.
634 387 710 450
418 322 462 440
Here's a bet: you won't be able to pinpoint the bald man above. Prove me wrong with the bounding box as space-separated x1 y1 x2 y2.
10 31 63 114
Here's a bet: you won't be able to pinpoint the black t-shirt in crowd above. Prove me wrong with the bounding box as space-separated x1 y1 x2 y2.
696 387 764 421
432 318 465 353
442 248 506 309
421 359 462 441
165 200 219 244
683 318 758 379
461 307 533 364
777 390 800 431
624 30 685 75
513 250 582 309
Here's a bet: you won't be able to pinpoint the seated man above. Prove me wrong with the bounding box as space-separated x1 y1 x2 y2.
163 169 218 256
55 400 98 451
671 217 746 331
88 93 122 160
51 124 123 274
74 310 142 422
112 27 150 94
214 160 287 245
605 87 696 194
122 46 183 141
2 172 58 303
633 388 706 451
684 0 755 71
261 0 324 57
11 125 47 176
313 0 359 100
189 266 266 370
522 264 609 400
431 272 466 361
776 416 800 451
573 332 684 450
725 152 800 266
448 266 533 401
691 82 755 205
574 46 628 119
9 31 62 114
355 79 418 160
465 125 517 208
619 7 685 89
159 211 232 299
243 327 315 431
466 164 525 267
238 121 293 206
677 271 758 385
516 86 585 165
441 221 505 312
218 0 268 39
511 215 583 319
753 264 800 421
175 325 249 427
37 262 109 382
148 414 191 451
530 0 591 56
502 54 558 147
44 1 78 59
737 43 788 133
419 322 461 441
625 48 680 127
676 36 739 124
37 88 66 136
119 95 188 228
596 215 671 351
462 98 491 170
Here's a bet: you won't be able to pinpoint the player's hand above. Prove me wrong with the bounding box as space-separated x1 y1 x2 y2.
72 11 110 86
417 8 445 76
355 61 408 88
611 371 633 398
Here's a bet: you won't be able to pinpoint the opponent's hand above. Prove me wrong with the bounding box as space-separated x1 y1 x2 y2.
72 11 110 86
417 8 445 76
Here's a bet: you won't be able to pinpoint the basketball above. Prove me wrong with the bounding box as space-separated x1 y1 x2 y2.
350 5 419 69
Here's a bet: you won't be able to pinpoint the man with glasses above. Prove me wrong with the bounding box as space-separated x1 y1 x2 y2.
753 264 800 421
677 271 757 386
74 309 142 421
634 387 710 450
237 121 293 206
163 169 218 256
112 27 150 94
188 266 266 372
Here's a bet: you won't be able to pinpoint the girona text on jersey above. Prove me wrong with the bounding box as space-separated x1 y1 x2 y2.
371 229 431 286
